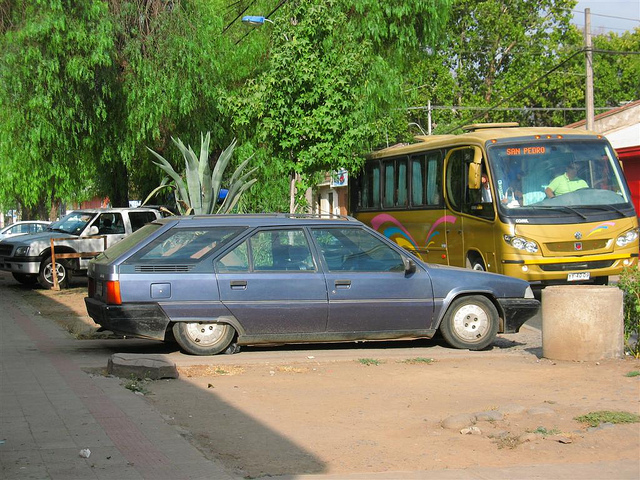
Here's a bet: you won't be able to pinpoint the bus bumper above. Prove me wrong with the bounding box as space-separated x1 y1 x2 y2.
500 253 638 284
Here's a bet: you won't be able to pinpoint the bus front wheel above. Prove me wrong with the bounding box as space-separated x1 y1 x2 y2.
466 256 485 271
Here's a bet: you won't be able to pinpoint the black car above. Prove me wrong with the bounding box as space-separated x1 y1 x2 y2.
85 214 539 355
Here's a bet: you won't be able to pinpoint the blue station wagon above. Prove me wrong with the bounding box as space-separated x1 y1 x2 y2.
84 214 540 355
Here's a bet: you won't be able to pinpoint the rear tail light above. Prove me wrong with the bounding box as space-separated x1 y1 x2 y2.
88 277 95 297
105 280 122 305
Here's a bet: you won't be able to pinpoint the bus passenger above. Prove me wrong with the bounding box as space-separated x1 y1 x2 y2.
545 162 588 198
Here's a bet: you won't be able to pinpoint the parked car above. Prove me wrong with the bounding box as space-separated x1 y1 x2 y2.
0 208 163 289
84 214 540 355
0 220 50 241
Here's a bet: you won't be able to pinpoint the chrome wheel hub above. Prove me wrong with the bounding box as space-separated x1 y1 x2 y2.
452 304 489 342
184 323 226 346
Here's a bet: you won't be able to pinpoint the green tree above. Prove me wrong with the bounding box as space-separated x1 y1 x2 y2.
408 0 584 132
593 28 640 107
0 0 116 216
229 0 452 211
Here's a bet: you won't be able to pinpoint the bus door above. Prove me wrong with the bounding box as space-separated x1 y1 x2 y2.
444 147 497 272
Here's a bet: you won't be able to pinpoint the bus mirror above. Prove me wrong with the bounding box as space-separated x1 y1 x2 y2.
468 162 482 189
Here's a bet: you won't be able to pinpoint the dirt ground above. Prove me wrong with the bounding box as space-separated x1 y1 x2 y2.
11 278 640 479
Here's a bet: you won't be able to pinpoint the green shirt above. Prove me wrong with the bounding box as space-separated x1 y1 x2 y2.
547 173 588 196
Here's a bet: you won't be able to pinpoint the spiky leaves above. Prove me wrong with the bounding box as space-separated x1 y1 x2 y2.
144 133 256 215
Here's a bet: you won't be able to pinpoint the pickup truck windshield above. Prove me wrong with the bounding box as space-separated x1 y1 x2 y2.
488 140 630 217
49 211 96 235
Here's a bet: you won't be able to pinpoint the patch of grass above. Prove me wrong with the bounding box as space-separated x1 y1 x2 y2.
400 357 435 365
625 370 640 377
123 375 151 395
527 426 561 437
574 410 640 427
358 358 382 366
492 434 522 450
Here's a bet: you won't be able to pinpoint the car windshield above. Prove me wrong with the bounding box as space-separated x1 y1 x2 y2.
48 211 96 235
487 139 630 217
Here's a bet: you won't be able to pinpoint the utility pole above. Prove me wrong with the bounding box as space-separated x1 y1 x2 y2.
585 8 595 131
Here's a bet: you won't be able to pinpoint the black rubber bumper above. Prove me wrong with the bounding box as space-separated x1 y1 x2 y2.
497 298 541 334
84 297 170 340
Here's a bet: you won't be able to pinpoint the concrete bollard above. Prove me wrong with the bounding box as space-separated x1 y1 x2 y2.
542 285 624 361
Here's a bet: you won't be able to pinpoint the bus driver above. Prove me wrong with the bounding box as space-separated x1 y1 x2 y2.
545 162 588 198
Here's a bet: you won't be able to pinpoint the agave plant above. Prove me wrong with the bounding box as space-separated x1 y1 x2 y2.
144 133 257 215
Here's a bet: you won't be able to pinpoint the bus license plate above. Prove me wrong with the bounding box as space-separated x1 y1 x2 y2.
567 272 590 281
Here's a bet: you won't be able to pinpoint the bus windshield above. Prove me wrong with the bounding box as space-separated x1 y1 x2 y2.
487 140 630 215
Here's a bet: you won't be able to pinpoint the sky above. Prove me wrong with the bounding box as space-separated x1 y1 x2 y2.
572 1 640 34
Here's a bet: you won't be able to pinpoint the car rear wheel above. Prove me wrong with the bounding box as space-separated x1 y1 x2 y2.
439 295 498 350
38 256 70 289
12 273 38 286
172 322 235 356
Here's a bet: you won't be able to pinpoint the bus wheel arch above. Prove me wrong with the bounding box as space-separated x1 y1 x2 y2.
466 252 486 271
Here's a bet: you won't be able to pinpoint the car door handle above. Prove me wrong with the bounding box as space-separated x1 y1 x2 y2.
334 279 351 289
230 280 247 290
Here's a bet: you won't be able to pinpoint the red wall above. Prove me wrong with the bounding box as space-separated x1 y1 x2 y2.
618 146 640 215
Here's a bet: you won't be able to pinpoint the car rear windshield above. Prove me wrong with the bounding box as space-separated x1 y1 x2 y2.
124 226 246 264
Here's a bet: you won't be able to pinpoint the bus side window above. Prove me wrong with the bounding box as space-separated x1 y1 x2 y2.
426 152 443 206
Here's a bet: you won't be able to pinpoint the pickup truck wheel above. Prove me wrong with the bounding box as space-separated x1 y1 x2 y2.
172 322 235 356
439 295 498 350
12 273 38 286
38 256 70 289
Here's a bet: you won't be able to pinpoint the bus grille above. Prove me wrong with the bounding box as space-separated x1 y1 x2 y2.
539 260 615 272
545 239 609 252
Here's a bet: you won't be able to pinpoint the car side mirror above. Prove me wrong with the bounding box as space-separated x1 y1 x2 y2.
88 226 99 236
404 258 417 275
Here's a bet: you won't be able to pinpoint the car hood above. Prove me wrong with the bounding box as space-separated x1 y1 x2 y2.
425 262 532 299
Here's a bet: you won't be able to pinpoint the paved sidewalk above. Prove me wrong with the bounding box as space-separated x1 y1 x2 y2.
1 285 638 480
0 293 236 480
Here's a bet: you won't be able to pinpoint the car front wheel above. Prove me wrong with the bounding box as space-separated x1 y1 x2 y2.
38 257 70 289
439 295 498 350
172 322 235 356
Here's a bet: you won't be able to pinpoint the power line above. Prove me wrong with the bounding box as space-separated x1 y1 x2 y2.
571 10 640 23
442 48 587 134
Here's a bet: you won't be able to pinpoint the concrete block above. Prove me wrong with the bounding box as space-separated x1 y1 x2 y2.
107 353 179 380
542 285 624 361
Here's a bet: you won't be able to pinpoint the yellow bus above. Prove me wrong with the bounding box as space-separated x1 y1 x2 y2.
351 123 638 284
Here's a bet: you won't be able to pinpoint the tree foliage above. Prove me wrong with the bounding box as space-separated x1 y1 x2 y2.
0 0 116 215
0 0 638 217
228 0 452 209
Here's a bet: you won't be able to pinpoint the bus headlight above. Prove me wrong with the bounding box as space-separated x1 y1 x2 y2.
616 228 639 247
503 235 539 253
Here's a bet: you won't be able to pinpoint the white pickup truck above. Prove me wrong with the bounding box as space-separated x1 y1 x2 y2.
0 208 163 288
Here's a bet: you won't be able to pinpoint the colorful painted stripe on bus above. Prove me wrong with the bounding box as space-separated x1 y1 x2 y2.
370 214 457 255
587 221 616 237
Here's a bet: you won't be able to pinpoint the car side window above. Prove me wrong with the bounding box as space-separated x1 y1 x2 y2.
250 229 315 272
311 227 405 272
216 241 249 273
97 213 125 235
129 211 158 232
